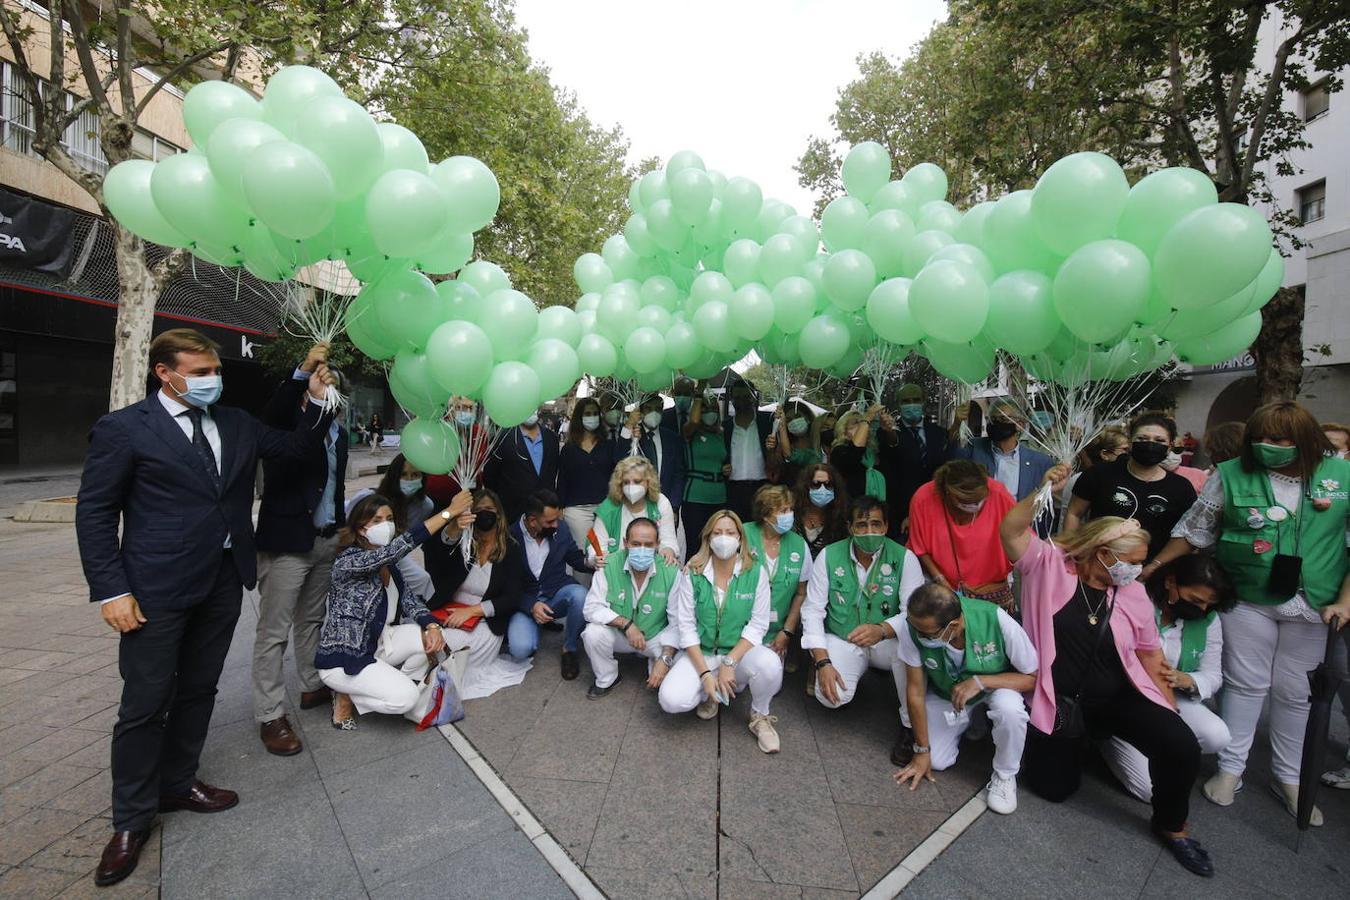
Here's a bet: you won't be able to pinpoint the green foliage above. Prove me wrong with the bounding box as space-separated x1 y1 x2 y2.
256 331 385 381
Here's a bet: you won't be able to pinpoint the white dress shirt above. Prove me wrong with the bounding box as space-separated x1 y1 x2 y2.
730 421 767 481
519 516 549 580
674 559 771 649
992 441 1021 498
1157 613 1225 700
893 606 1039 679
801 544 925 650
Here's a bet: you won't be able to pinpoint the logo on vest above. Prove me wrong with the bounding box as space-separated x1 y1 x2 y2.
971 641 998 659
923 657 939 669
641 603 653 615
617 590 626 602
880 563 893 576
790 552 800 562
833 566 846 578
882 585 894 595
1266 506 1289 523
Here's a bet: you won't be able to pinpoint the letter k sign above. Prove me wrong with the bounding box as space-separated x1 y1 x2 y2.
240 335 255 358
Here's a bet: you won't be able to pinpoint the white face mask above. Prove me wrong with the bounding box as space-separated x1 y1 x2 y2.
1160 451 1182 471
364 520 396 547
642 411 663 430
956 499 985 515
622 482 647 504
581 415 600 431
710 534 740 560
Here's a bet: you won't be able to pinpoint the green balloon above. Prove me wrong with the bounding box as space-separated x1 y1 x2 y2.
778 215 820 252
623 327 667 374
723 239 762 288
861 209 915 278
636 367 675 393
721 177 763 231
414 227 473 275
370 268 442 351
574 253 614 293
822 249 878 311
430 156 501 233
261 66 342 136
1243 248 1285 315
865 278 924 344
624 213 659 257
391 349 449 417
149 153 252 252
772 276 818 334
666 149 706 177
663 321 701 370
1158 283 1254 341
909 259 989 343
482 362 541 427
762 328 802 367
637 304 673 333
528 338 581 400
1154 203 1273 310
241 141 336 240
1030 152 1129 256
481 289 540 361
602 235 640 281
924 337 994 384
983 190 1061 275
366 170 449 258
1174 312 1263 365
869 180 922 218
346 305 399 361
206 118 286 196
900 163 948 205
1053 240 1149 345
798 315 850 369
984 270 1056 355
669 168 713 226
578 333 619 377
103 160 189 247
758 234 806 287
954 201 995 248
916 201 961 234
1114 166 1217 257
902 229 954 277
458 260 512 296
820 196 869 251
640 275 681 309
376 122 429 174
183 81 260 148
841 142 892 203
646 199 691 252
346 253 405 283
399 417 461 475
729 283 775 341
240 224 297 282
426 319 494 395
597 287 640 345
638 171 670 210
294 96 384 200
929 243 995 283
688 271 734 310
753 200 793 243
538 305 583 347
693 301 737 353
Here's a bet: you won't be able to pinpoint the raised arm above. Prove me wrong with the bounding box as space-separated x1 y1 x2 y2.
1001 463 1070 563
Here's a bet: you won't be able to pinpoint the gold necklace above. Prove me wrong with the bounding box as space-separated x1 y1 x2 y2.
1080 581 1110 626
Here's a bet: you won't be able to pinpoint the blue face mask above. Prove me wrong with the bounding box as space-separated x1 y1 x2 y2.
627 545 656 571
399 479 422 496
899 403 923 425
454 410 475 427
773 511 795 534
172 372 222 408
809 485 835 507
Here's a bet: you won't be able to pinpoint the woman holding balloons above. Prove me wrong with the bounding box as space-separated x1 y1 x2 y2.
681 393 730 561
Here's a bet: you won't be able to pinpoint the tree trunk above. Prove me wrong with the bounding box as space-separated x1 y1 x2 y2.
1250 285 1305 403
108 225 161 411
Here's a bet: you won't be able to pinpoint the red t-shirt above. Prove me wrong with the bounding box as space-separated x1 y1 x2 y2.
906 477 1015 587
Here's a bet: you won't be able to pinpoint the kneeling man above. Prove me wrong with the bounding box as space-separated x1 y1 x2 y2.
892 583 1038 815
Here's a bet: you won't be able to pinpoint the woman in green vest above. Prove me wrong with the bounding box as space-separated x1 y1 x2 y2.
1102 554 1236 804
743 484 811 664
587 456 679 567
681 392 729 559
657 510 784 754
1150 401 1350 823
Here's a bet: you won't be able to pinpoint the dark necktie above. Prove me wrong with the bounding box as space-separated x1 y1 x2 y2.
911 427 926 464
186 408 221 490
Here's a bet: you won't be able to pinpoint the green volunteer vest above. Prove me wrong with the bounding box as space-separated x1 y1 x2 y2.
691 564 761 654
744 523 807 642
1213 457 1350 608
1156 609 1214 675
605 551 677 639
684 431 728 505
594 497 660 554
909 596 1008 701
823 537 908 637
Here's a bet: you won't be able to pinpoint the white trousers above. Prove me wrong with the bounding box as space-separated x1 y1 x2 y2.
1103 697 1231 803
814 634 899 710
582 622 663 689
921 688 1028 779
1218 601 1325 783
319 624 429 716
441 620 505 672
659 645 783 716
562 504 598 587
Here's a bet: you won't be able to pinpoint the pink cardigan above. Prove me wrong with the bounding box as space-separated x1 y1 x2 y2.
1015 534 1168 733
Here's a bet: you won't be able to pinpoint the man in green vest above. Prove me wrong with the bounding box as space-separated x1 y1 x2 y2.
580 518 686 699
801 496 926 760
892 583 1038 815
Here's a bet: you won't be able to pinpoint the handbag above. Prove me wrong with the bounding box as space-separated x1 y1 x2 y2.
1052 587 1115 739
430 602 482 632
405 649 468 730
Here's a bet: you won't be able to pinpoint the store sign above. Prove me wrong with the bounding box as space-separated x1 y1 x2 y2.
0 188 74 275
1191 352 1256 374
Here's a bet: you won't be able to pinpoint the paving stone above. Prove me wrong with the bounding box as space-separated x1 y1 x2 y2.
506 670 637 783
35 699 117 731
719 877 804 899
14 727 107 765
585 862 717 900
0 864 84 899
455 658 561 768
0 763 104 810
836 802 949 894
0 723 59 756
304 703 431 779
44 768 112 817
49 734 111 771
509 775 606 864
22 816 155 877
369 829 572 900
0 807 87 866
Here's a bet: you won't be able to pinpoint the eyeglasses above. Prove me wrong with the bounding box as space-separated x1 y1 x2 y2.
811 479 832 488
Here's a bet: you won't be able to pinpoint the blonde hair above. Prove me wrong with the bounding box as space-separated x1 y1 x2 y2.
608 455 662 505
752 484 795 523
1053 516 1150 562
687 509 758 572
832 410 866 448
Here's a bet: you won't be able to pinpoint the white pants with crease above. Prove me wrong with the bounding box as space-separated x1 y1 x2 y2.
814 634 899 710
1102 697 1231 802
658 645 783 716
582 622 664 689
919 688 1028 780
319 623 429 716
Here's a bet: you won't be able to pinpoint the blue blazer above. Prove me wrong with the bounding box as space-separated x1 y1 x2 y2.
953 437 1054 502
256 376 348 554
509 517 591 607
76 392 332 608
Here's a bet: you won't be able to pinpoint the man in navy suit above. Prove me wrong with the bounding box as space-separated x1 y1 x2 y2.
722 377 775 522
76 329 334 887
952 397 1054 503
507 488 593 679
889 383 951 535
483 410 560 521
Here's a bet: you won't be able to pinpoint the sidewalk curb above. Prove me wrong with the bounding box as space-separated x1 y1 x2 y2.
438 722 605 900
859 794 988 899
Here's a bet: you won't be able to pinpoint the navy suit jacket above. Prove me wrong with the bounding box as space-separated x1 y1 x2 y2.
484 426 560 522
76 392 332 608
255 376 348 554
622 426 687 511
509 517 591 606
953 437 1054 502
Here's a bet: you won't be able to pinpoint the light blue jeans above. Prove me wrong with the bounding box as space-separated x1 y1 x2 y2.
505 582 588 659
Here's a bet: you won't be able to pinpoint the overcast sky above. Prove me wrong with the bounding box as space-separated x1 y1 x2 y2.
513 0 947 217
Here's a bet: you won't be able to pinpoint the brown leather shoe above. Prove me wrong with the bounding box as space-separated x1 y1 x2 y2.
300 687 333 710
159 780 239 814
260 715 302 756
890 723 915 767
95 829 150 886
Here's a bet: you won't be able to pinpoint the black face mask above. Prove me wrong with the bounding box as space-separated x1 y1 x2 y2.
1130 440 1170 467
987 420 1017 442
473 510 498 532
1172 600 1209 620
538 526 558 541
820 429 835 446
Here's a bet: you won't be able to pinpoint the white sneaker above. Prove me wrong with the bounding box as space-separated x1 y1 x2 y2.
748 713 781 754
985 774 1017 814
1270 781 1323 827
696 696 719 720
1202 771 1243 806
1320 751 1350 789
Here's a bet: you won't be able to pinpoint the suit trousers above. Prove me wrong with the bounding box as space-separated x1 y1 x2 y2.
252 535 337 721
111 550 243 832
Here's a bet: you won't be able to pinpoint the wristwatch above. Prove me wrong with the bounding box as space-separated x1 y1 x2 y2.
720 658 737 669
814 657 834 671
911 743 931 755
660 653 675 668
441 510 452 521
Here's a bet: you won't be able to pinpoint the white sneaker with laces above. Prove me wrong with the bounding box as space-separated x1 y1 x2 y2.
985 774 1017 815
1320 750 1350 790
748 713 781 754
696 696 719 720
